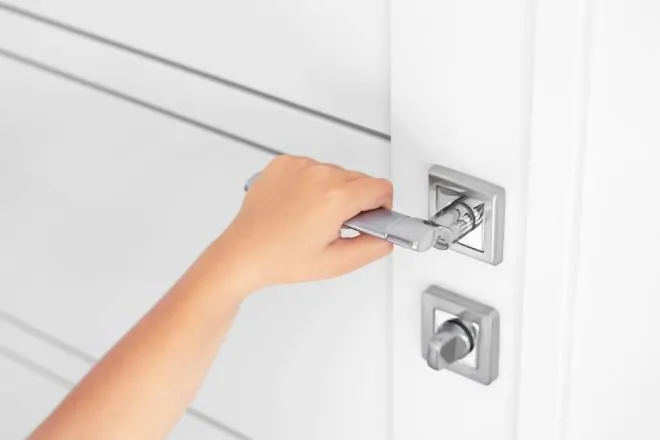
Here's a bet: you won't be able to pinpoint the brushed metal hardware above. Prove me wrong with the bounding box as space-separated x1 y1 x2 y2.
428 165 505 265
244 165 505 263
426 318 476 371
422 285 499 385
342 209 438 252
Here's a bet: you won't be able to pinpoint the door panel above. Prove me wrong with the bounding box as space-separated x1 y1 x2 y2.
0 8 389 176
0 354 63 440
0 349 239 439
0 56 389 439
0 0 389 133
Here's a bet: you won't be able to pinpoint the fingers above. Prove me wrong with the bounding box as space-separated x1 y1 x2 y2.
263 156 393 212
240 155 396 286
314 234 393 278
306 162 368 184
343 177 394 211
343 170 369 181
267 156 367 182
268 155 317 170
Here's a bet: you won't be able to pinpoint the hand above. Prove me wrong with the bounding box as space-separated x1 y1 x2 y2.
217 155 394 292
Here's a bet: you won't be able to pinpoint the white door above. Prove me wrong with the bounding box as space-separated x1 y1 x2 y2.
0 3 390 439
392 1 660 439
1 1 659 440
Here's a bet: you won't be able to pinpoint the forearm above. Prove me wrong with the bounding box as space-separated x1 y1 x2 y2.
30 238 251 440
28 156 393 440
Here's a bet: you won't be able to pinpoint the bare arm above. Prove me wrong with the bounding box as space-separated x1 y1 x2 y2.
29 156 393 440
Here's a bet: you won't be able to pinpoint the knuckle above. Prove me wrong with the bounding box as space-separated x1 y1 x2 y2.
270 155 290 166
312 164 334 176
374 179 394 200
294 156 317 167
325 186 349 205
267 155 290 171
270 155 315 169
320 165 340 174
324 163 345 171
377 178 394 193
306 163 344 184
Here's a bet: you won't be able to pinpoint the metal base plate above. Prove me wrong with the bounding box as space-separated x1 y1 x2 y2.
422 285 500 385
428 165 505 265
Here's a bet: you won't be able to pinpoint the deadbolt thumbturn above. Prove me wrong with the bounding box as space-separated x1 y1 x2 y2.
422 286 500 385
426 319 476 371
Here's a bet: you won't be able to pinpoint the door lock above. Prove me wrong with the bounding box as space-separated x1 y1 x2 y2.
422 285 500 385
244 164 505 265
425 318 477 371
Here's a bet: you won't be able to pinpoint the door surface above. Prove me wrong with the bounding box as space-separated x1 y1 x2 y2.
0 0 389 133
0 51 390 439
2 1 660 440
392 1 660 440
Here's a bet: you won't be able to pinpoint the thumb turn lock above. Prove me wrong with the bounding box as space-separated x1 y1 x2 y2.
426 318 477 371
422 285 500 385
244 164 505 265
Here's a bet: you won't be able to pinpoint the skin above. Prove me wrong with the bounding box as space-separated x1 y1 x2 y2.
30 155 394 440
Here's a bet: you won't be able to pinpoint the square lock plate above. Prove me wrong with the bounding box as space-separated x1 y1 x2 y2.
422 285 500 385
428 165 505 265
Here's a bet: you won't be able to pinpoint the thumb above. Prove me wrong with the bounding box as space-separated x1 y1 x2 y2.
313 234 393 279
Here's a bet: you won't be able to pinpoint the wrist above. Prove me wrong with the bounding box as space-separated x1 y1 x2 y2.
204 233 268 300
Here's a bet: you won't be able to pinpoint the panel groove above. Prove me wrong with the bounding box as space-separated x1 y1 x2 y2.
0 47 283 158
509 0 539 437
514 1 596 439
0 8 389 177
557 1 595 439
0 345 75 389
0 312 252 440
0 1 390 142
0 311 95 365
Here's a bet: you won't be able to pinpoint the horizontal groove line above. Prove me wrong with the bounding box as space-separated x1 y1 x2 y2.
0 344 76 389
0 311 96 364
0 311 252 440
0 47 284 158
0 1 390 141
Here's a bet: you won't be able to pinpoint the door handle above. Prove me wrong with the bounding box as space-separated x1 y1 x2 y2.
245 172 442 251
245 165 503 264
339 197 485 252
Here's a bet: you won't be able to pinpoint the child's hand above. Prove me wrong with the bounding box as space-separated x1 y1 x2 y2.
219 155 393 292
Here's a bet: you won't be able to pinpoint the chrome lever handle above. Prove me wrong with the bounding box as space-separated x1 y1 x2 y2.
343 208 438 252
243 173 483 252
